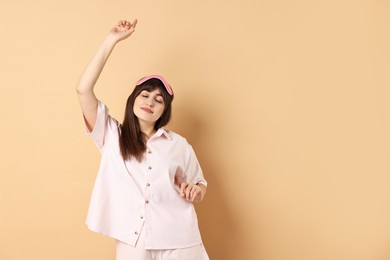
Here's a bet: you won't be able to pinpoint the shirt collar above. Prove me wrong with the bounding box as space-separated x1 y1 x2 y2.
154 128 172 140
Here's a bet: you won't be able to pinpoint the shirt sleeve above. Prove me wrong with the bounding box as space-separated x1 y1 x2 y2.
83 100 110 150
184 145 208 187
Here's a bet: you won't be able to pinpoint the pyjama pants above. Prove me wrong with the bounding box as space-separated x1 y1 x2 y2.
116 227 209 260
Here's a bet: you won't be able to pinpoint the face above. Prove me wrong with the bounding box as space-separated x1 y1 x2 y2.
133 89 165 125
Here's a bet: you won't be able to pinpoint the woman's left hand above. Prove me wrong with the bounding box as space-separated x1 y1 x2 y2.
180 183 206 202
108 19 138 43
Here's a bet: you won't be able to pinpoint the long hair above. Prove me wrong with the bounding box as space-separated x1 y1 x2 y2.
119 78 174 161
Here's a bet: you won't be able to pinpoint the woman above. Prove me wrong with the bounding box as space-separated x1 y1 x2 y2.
76 19 209 260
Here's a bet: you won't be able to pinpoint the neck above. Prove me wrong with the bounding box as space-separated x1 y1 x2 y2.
139 121 156 139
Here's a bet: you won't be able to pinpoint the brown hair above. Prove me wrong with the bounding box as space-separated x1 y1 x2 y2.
119 78 174 161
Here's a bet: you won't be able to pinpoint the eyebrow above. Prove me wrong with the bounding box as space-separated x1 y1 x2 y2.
141 90 162 96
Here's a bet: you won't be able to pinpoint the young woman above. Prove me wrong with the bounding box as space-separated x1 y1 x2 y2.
76 20 209 260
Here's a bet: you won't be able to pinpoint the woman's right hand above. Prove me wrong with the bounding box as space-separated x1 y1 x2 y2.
108 19 138 43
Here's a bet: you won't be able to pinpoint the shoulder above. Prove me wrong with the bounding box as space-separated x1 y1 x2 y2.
164 129 188 143
160 129 194 150
97 100 120 130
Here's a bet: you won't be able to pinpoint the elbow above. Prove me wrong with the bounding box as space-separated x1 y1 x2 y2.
75 83 82 94
76 84 88 96
75 82 84 94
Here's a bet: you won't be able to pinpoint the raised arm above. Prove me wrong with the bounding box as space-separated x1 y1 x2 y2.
76 19 137 131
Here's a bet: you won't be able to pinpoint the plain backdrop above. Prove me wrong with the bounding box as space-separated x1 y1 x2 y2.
1 1 390 259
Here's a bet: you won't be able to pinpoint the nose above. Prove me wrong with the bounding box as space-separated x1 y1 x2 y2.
147 99 154 107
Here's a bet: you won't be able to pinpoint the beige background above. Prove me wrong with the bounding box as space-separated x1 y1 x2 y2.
1 0 390 259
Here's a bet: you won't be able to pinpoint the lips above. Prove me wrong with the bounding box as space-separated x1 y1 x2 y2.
141 107 153 113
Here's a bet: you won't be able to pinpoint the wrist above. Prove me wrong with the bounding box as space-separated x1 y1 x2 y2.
196 183 207 198
104 34 119 47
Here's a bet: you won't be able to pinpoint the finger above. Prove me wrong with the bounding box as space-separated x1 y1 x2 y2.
120 20 128 27
115 21 122 29
190 186 201 202
116 20 126 31
185 184 194 200
190 185 197 198
132 19 138 28
180 183 187 197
